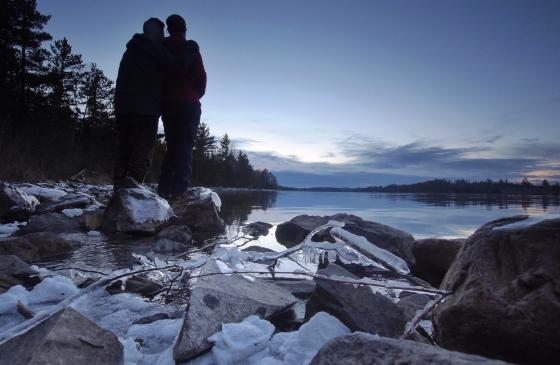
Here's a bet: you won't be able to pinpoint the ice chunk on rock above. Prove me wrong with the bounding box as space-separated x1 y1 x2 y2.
62 208 83 217
102 187 173 234
173 259 297 362
0 183 39 220
0 307 123 365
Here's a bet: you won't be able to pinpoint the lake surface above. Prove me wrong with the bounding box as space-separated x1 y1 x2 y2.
219 190 560 251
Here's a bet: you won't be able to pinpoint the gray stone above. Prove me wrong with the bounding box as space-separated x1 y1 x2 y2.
38 192 97 213
0 254 40 293
105 275 162 298
173 259 297 362
275 214 416 266
241 245 277 253
305 263 407 338
242 221 273 237
310 333 512 365
0 307 123 365
412 238 464 287
0 183 39 221
0 232 78 261
265 278 316 299
171 188 225 240
433 216 560 364
102 187 173 234
20 212 84 234
397 293 432 320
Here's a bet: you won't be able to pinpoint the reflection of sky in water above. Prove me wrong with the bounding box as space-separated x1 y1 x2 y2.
220 191 560 241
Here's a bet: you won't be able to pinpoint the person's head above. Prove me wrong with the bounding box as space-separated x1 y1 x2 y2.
143 18 165 40
166 14 187 37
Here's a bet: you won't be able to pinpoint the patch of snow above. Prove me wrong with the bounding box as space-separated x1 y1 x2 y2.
62 208 83 217
331 226 410 275
19 185 68 201
126 188 173 224
87 230 102 237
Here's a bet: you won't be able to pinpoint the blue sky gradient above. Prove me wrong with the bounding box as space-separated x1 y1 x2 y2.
37 0 560 187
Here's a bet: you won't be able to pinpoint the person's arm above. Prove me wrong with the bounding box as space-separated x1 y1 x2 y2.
193 52 207 98
146 40 194 74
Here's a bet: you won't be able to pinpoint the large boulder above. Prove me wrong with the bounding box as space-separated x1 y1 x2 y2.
305 263 407 338
173 259 297 362
102 187 173 234
170 188 225 240
412 238 464 287
0 183 39 221
20 212 84 234
310 333 512 365
0 307 123 365
433 216 560 364
0 232 78 261
0 254 40 293
275 214 416 266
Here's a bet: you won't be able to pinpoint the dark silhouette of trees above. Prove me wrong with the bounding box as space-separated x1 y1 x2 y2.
0 0 278 189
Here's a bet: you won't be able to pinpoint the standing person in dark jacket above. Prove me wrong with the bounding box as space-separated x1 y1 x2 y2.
157 14 207 200
113 18 195 190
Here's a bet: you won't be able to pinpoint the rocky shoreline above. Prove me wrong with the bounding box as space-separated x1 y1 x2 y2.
0 181 559 364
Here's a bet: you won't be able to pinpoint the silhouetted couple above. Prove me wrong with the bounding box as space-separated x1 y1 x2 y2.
113 15 206 200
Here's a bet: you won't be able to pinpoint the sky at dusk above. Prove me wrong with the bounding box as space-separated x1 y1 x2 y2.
37 0 560 187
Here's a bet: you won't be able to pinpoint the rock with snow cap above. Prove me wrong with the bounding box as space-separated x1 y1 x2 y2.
102 187 173 234
0 183 39 221
0 306 124 365
37 192 97 213
173 259 297 362
310 332 512 365
433 215 560 364
20 212 84 234
170 188 225 240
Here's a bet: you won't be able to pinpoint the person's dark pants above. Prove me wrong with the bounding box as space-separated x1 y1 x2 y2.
113 113 159 187
158 102 201 198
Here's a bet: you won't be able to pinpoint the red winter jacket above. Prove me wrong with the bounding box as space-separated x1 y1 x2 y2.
162 35 206 105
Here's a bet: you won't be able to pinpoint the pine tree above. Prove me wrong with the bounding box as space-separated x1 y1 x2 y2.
80 63 114 123
46 37 84 115
218 134 231 161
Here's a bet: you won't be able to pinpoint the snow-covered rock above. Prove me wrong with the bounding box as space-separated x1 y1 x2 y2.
102 187 173 234
38 192 97 213
309 333 512 365
0 183 39 220
170 188 225 240
19 184 68 202
173 259 298 362
0 307 123 365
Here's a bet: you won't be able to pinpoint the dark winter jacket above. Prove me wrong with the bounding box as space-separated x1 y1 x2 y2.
114 33 195 116
162 35 206 105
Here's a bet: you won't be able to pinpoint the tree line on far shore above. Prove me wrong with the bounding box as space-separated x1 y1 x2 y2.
281 178 560 195
0 0 277 189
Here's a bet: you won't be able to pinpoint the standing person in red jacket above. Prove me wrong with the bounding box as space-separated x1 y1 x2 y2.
158 14 207 200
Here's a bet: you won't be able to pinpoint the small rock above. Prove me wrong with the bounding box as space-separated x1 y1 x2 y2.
0 254 40 293
412 238 464 287
0 183 39 221
105 276 162 298
38 192 97 213
310 333 512 365
0 232 78 262
171 188 225 240
173 259 297 362
305 263 407 338
102 187 173 234
0 307 123 365
132 312 171 325
242 221 273 237
20 212 84 234
241 245 277 253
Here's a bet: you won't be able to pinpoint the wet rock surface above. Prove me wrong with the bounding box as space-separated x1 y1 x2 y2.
0 254 40 293
0 232 78 261
305 263 407 338
433 216 560 364
102 187 173 234
412 238 464 287
0 307 124 365
20 212 84 234
276 213 416 266
173 259 298 361
310 333 512 365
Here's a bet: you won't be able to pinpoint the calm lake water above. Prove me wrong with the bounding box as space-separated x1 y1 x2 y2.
219 190 560 251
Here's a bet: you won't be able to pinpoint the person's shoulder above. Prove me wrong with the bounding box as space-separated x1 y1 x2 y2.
185 40 200 52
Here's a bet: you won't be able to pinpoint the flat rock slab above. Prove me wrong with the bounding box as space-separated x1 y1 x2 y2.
433 216 560 364
20 212 84 234
305 263 407 338
173 259 297 362
310 333 512 365
102 187 173 234
0 307 123 365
